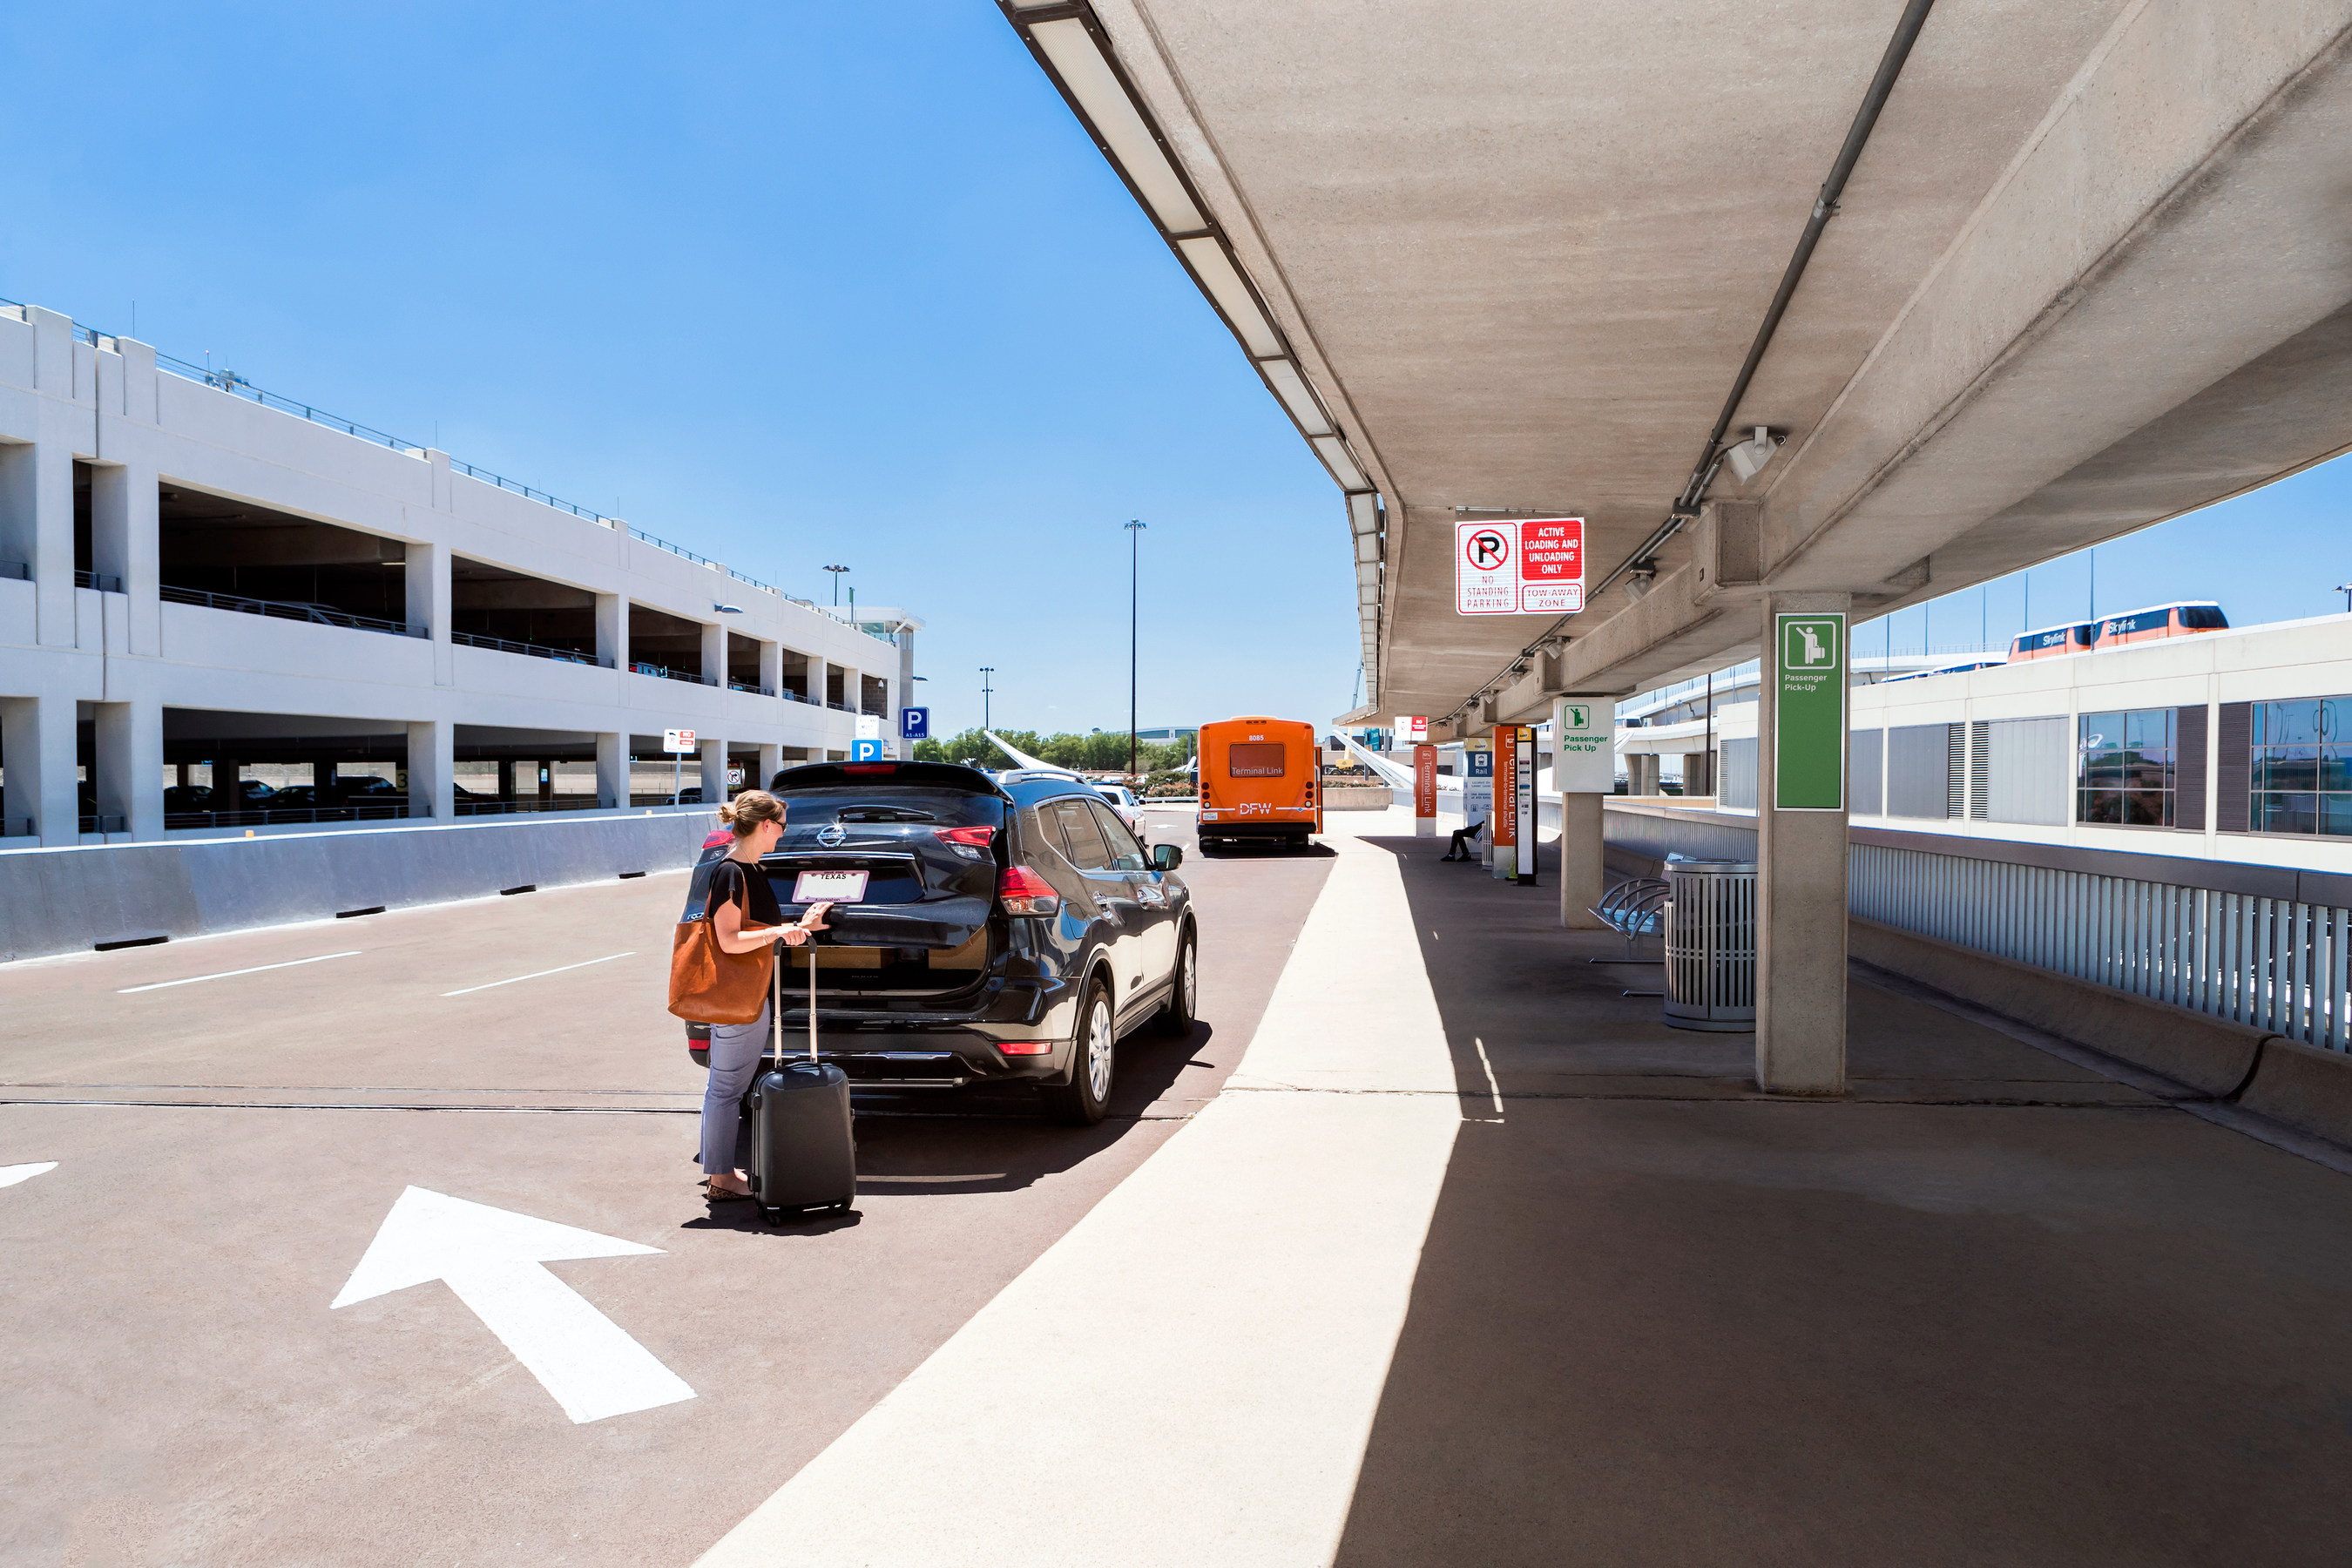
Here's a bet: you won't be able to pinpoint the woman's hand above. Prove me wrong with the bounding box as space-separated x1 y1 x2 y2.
801 901 835 931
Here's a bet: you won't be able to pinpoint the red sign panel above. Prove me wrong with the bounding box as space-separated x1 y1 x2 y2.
1413 744 1437 820
1518 517 1585 613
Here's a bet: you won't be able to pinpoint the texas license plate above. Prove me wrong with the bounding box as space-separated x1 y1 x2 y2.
791 868 869 903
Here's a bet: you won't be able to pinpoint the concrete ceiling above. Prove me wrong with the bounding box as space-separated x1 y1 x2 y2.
1009 0 2352 731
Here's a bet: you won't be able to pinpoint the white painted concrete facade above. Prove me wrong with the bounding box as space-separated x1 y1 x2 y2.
0 301 920 848
1621 615 2352 875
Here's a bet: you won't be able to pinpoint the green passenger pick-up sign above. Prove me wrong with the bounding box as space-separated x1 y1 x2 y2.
1774 613 1846 811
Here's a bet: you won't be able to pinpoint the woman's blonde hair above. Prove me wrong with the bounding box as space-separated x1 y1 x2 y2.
716 789 787 837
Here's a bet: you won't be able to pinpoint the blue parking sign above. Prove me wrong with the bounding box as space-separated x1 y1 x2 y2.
900 706 929 740
850 738 885 761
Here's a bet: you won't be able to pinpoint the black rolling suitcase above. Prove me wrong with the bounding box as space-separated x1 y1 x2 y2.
749 940 855 1220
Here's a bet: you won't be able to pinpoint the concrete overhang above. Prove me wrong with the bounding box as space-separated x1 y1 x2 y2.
998 1 2352 723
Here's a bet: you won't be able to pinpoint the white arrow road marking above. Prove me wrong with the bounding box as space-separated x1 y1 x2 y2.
0 1162 57 1187
332 1186 694 1424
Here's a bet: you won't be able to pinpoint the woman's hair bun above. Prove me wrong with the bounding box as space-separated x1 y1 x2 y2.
719 788 785 836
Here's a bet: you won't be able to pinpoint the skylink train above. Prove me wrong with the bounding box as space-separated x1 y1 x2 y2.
2009 601 2227 663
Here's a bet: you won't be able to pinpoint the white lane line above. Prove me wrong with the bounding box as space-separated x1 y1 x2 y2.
0 1162 58 1187
1474 1035 1505 1118
118 951 362 994
698 826 1462 1568
441 952 635 997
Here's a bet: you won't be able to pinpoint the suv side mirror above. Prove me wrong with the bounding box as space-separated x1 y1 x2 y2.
1152 843 1183 871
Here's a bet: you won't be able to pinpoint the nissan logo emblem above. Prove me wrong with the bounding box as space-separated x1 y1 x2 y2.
816 823 848 848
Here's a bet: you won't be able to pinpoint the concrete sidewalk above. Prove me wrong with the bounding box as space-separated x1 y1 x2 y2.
690 810 2352 1566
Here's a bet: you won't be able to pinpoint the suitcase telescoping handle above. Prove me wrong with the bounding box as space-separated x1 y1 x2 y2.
771 926 818 1066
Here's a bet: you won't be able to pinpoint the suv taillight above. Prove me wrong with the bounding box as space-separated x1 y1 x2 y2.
998 865 1060 916
935 826 997 848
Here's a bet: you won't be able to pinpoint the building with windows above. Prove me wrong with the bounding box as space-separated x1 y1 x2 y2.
0 300 920 848
1628 612 2352 877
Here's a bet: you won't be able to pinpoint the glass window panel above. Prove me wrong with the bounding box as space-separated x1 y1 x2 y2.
2125 711 2159 748
2322 794 2352 838
2324 700 2346 745
2262 793 2319 835
2078 788 2123 825
2275 701 2324 746
2263 747 2318 792
2321 748 2352 793
2122 789 2167 827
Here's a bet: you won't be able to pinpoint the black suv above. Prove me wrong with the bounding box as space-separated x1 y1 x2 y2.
686 761 1195 1124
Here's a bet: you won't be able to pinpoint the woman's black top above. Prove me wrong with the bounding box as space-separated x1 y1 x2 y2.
706 856 781 928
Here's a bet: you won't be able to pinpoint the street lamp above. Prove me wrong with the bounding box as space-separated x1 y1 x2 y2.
823 564 849 606
2338 583 2352 614
980 666 995 733
1125 520 1146 779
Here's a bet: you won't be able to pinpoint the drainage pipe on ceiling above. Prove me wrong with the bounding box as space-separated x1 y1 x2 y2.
1450 0 1939 722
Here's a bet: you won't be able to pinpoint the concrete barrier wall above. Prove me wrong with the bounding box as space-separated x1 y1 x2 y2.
0 811 713 962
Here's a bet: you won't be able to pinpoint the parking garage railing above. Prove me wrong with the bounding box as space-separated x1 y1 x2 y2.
629 661 720 686
454 796 607 816
165 802 414 831
74 569 124 592
727 680 776 696
161 585 428 639
450 631 612 667
2 560 30 580
1851 842 2352 1052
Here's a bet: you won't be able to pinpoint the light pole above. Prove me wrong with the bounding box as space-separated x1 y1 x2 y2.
1125 520 1146 779
980 666 995 733
823 564 848 606
2338 583 2352 614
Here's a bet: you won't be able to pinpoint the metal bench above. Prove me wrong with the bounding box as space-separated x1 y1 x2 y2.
1587 876 1668 963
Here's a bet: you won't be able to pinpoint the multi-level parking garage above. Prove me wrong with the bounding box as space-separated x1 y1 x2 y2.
0 300 919 848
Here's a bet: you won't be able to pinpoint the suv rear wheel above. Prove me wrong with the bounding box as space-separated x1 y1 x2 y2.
1044 976 1114 1125
1154 926 1196 1037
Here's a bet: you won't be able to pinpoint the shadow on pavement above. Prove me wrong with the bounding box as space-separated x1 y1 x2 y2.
1331 831 2352 1566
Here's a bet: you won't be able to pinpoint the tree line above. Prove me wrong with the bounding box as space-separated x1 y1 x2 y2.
910 728 1194 774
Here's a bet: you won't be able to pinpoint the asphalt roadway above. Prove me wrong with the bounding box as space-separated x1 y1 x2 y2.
0 808 1327 1567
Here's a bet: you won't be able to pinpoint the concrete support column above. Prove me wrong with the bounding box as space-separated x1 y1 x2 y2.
1557 794 1605 929
595 593 629 672
808 655 829 711
1 696 78 844
759 639 783 699
405 539 452 686
700 620 727 689
757 742 782 789
88 459 160 655
94 699 163 841
596 732 626 809
1629 754 1659 795
700 735 727 801
27 438 75 648
406 719 453 821
1755 591 1852 1096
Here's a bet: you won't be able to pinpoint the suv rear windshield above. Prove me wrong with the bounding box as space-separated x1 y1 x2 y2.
766 786 1004 828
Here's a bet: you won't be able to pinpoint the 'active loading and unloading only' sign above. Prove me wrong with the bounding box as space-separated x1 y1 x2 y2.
1456 517 1585 615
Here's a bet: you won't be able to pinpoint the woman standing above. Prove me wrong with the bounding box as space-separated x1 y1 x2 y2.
698 790 830 1200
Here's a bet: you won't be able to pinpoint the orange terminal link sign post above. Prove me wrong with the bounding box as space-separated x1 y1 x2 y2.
1490 725 1518 879
1412 744 1437 836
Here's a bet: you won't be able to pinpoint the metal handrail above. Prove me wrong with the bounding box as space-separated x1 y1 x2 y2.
629 661 718 686
454 795 607 816
166 803 413 829
74 569 124 592
160 584 427 639
727 680 776 696
78 814 128 835
1 560 29 581
450 630 611 667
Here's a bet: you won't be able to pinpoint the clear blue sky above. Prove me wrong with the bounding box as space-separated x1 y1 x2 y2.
3 5 2342 728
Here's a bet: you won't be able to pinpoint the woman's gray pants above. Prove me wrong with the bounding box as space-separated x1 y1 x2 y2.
700 1000 771 1175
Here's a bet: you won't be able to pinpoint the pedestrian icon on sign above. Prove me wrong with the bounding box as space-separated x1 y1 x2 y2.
1787 619 1838 667
1566 704 1590 729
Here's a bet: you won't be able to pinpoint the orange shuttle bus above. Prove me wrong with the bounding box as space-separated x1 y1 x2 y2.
1197 716 1321 853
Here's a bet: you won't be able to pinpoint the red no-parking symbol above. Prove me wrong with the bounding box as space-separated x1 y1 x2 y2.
1464 528 1511 571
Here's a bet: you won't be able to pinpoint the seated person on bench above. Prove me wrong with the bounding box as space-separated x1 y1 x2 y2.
1442 815 1486 862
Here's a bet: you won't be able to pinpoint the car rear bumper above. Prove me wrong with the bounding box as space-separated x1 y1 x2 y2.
685 974 1081 1086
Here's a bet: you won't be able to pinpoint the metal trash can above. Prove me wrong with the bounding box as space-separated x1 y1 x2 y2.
1663 859 1756 1032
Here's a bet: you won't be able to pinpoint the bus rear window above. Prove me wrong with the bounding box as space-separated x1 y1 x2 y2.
1228 743 1288 778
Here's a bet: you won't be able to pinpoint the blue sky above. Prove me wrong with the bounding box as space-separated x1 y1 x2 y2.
3 5 2342 730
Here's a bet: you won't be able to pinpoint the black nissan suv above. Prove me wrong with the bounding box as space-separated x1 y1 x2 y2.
684 760 1194 1124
